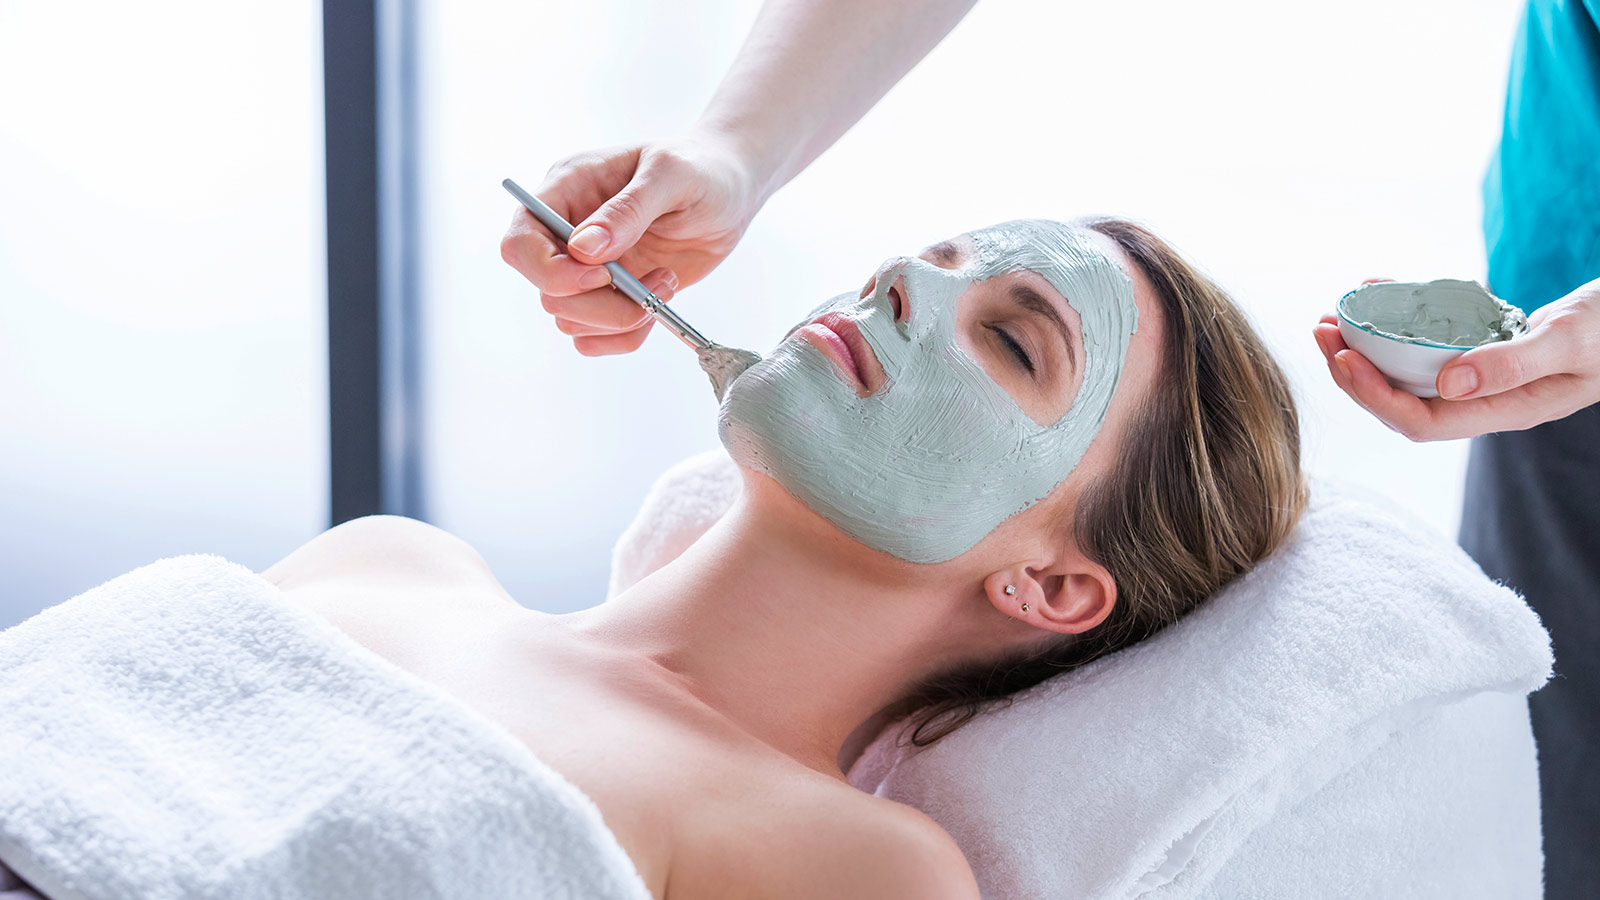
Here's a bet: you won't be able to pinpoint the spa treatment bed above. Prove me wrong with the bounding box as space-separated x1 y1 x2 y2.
0 449 1551 899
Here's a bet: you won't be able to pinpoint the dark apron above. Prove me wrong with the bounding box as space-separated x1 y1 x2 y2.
1460 406 1600 896
1471 1 1600 895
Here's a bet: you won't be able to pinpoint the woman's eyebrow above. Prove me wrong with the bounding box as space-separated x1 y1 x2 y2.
1008 282 1077 373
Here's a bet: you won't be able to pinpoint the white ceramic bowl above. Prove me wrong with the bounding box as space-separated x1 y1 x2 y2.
1336 292 1471 399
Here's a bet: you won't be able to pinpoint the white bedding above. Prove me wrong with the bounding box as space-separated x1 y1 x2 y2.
0 554 653 900
610 448 1553 899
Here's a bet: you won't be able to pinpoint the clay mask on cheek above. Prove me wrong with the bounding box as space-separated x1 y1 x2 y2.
717 220 1139 563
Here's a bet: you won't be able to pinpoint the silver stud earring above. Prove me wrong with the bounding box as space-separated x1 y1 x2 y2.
1020 603 1030 613
1003 584 1016 596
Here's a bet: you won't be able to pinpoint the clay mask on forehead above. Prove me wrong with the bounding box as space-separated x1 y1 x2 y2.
717 220 1139 563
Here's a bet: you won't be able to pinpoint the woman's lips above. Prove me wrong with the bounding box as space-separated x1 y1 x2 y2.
796 312 884 396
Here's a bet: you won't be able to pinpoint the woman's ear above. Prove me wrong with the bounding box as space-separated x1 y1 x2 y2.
984 555 1116 635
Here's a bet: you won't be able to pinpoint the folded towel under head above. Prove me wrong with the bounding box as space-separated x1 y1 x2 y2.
0 555 653 900
609 448 1554 899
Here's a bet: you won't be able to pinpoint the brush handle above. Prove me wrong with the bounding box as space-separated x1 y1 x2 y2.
502 178 713 352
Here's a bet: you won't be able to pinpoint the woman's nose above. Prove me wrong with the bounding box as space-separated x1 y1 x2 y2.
860 259 913 322
887 273 909 324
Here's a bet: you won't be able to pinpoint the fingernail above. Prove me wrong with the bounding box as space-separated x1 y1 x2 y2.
1334 355 1351 380
1439 365 1478 399
578 267 611 290
568 225 609 258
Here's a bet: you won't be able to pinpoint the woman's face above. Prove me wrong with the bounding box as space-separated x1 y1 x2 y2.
717 220 1150 564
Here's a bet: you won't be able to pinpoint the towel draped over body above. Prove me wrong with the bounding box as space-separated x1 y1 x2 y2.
0 555 653 900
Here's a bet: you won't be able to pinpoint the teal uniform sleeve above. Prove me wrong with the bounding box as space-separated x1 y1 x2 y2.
1483 0 1600 314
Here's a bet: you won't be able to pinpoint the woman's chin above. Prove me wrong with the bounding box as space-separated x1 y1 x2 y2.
732 463 937 569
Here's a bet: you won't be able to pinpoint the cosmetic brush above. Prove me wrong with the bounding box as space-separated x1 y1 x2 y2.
502 178 761 401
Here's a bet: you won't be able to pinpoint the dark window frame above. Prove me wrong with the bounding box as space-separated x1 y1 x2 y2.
322 0 426 526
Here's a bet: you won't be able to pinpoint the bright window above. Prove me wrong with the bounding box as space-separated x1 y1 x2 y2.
0 0 326 626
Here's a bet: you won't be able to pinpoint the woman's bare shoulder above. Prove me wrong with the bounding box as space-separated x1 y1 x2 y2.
258 516 522 668
262 515 504 595
821 792 978 900
691 777 978 900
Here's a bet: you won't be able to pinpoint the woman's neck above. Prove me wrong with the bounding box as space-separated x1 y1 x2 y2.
556 471 1006 780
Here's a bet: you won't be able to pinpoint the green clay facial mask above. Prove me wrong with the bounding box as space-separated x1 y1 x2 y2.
716 220 1139 563
1341 279 1529 347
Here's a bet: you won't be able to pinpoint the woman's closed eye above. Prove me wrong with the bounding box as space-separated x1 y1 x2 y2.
988 323 1036 375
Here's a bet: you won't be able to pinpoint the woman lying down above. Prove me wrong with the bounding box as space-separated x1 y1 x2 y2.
0 217 1305 900
260 217 1307 898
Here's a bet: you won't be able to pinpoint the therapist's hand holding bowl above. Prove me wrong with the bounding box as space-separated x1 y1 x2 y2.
1313 276 1600 441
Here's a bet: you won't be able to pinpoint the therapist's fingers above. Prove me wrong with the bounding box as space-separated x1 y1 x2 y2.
1434 326 1568 400
1333 347 1579 440
1409 377 1580 439
573 321 656 356
1312 324 1335 365
1432 289 1599 400
1326 346 1500 442
1317 315 1476 440
1318 331 1377 420
1312 320 1346 366
543 268 678 332
1321 342 1379 421
1321 320 1585 440
563 157 686 266
554 315 641 338
1317 277 1600 440
501 206 613 296
1330 348 1439 437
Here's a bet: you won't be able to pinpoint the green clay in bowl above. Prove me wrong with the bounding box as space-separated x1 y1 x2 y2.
1336 279 1529 398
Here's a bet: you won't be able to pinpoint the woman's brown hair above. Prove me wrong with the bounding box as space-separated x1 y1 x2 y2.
883 216 1309 748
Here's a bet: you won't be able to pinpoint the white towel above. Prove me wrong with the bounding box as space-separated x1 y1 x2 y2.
608 448 1554 899
0 554 653 900
608 449 744 601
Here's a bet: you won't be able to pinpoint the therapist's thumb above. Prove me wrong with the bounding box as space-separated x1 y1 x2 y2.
1436 327 1564 400
566 175 677 265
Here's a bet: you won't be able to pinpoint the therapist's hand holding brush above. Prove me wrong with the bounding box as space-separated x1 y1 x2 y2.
499 134 761 356
498 0 981 357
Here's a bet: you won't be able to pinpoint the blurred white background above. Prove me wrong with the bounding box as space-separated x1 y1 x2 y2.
0 0 325 627
1 0 1527 625
422 0 1527 612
